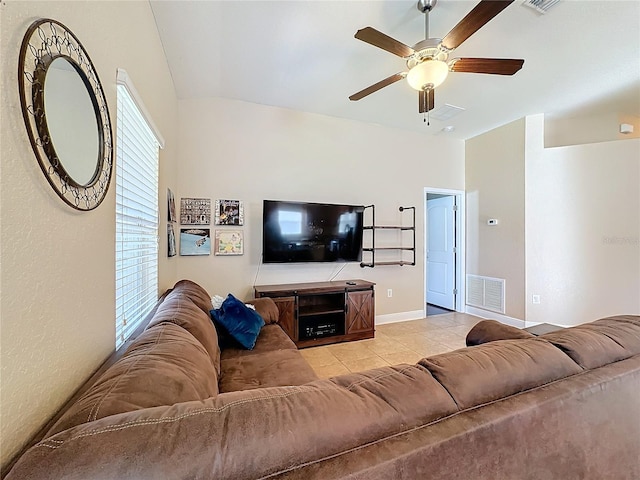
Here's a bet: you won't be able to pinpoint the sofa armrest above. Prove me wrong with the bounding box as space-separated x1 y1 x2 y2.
466 320 534 346
250 297 280 324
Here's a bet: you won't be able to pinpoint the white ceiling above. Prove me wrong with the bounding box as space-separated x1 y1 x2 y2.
150 0 640 140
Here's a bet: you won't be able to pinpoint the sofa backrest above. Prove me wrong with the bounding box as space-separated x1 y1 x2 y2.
146 279 221 374
541 315 640 369
46 322 219 437
420 338 583 409
9 363 460 479
170 279 215 315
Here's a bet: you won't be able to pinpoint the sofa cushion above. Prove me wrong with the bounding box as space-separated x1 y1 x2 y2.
542 316 640 369
147 283 221 374
420 338 583 410
249 297 280 324
211 293 265 350
221 324 297 361
47 323 219 436
219 349 318 392
466 319 535 346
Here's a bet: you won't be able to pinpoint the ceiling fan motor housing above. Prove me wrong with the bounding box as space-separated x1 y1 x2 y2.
407 38 448 69
417 0 438 13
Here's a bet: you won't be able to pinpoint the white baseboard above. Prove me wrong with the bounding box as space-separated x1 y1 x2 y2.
524 320 543 328
375 310 425 325
465 306 525 329
523 320 574 328
375 307 534 330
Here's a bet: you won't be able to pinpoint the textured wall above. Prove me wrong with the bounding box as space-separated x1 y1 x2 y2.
545 113 640 147
0 1 178 467
526 114 640 325
465 114 640 326
465 119 527 320
175 97 465 316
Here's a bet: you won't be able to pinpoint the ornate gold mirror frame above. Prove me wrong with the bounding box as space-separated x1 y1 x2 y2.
18 18 113 211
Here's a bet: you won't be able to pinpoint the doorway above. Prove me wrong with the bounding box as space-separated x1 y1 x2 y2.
424 188 465 316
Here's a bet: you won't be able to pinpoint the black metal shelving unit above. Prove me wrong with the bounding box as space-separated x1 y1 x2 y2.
360 205 416 268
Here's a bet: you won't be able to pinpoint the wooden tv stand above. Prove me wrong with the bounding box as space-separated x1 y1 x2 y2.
254 280 375 348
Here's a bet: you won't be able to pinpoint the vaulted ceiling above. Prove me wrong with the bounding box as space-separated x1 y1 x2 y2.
150 0 640 139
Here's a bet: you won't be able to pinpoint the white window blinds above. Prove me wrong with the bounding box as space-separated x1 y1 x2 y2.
115 80 160 349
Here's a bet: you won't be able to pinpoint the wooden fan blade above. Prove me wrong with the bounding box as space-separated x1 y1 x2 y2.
349 73 405 101
450 58 524 75
355 27 414 58
418 89 435 113
441 0 514 51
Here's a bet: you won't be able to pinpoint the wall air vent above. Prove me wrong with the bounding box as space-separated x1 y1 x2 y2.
466 274 505 314
522 0 561 14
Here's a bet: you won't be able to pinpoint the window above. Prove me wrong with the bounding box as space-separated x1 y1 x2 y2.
278 210 303 236
338 212 357 233
115 70 163 349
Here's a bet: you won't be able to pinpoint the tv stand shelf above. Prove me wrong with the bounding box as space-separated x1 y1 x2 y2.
254 280 375 348
299 307 344 316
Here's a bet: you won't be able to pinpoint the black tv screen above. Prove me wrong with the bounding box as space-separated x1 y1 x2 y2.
263 200 364 263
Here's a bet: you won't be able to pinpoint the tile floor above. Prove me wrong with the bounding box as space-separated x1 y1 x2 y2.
299 311 482 379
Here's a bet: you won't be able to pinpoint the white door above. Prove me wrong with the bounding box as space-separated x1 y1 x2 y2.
427 195 456 310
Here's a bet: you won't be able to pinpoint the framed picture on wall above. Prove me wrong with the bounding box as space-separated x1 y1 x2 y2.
180 198 211 225
214 230 243 255
180 228 211 256
214 199 244 226
168 224 176 257
167 188 176 223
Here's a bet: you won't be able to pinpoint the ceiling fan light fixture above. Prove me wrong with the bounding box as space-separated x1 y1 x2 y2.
407 59 449 91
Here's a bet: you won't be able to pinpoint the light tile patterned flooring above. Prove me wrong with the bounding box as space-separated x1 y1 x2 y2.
300 312 482 379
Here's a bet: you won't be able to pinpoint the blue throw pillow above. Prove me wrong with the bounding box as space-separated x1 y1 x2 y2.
210 294 265 350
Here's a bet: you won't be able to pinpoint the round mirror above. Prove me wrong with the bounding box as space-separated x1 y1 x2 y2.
44 57 100 186
18 19 113 211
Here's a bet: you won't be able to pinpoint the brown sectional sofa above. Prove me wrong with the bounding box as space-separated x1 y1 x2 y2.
5 279 640 479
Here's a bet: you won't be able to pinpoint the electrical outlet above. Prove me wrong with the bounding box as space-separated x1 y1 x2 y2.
387 289 393 298
532 295 541 304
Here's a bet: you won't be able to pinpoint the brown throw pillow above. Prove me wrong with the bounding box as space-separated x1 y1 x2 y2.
249 297 280 324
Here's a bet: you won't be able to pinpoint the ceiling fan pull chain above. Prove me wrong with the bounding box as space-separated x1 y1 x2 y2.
423 90 430 126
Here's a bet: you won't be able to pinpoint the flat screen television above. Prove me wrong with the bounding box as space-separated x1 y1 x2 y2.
263 200 364 263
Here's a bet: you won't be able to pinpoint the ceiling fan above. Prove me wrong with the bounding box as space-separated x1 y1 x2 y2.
349 0 524 116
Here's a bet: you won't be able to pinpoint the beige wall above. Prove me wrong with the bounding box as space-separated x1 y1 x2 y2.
465 119 527 320
0 1 178 467
175 97 465 317
545 113 640 147
466 114 639 325
526 115 640 325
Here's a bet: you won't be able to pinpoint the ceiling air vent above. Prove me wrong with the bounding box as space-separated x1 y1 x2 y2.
522 0 561 14
429 104 465 122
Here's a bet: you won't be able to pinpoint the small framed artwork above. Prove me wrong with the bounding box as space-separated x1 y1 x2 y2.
168 224 176 257
180 198 211 225
215 199 244 226
167 188 176 223
180 228 211 256
214 230 244 255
